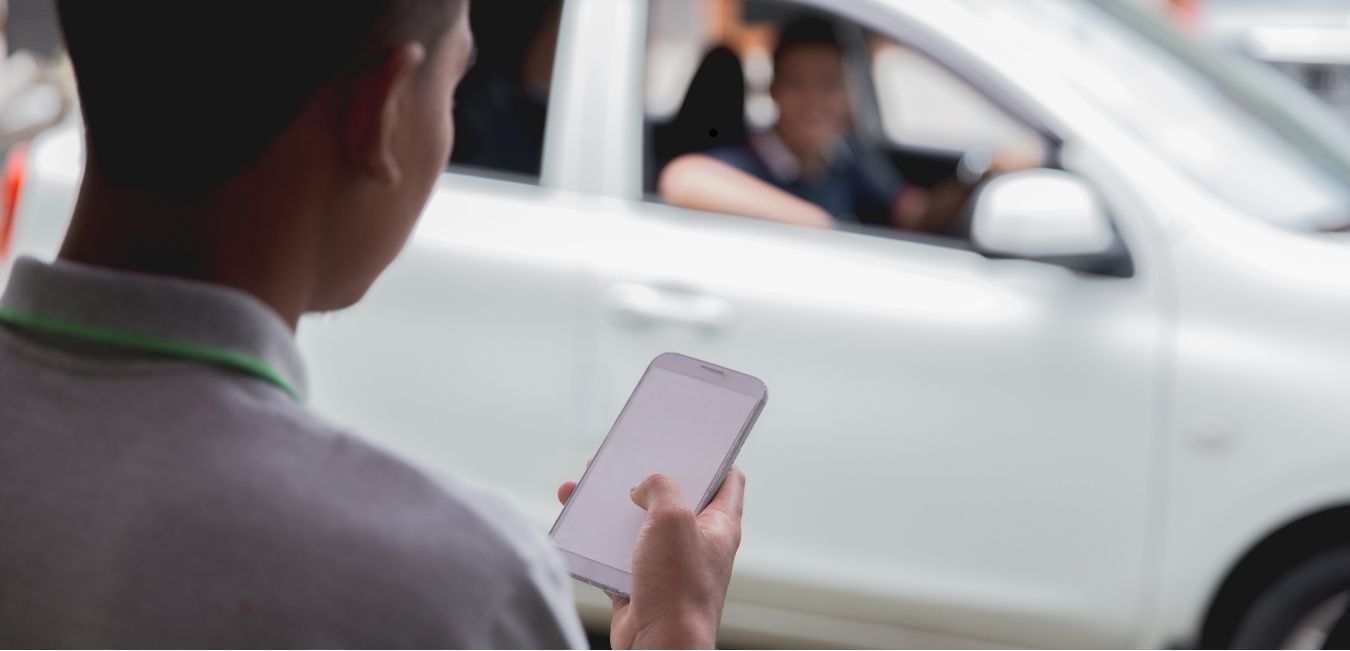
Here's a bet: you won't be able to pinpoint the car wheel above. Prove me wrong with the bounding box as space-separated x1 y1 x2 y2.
1230 548 1350 649
1325 609 1350 649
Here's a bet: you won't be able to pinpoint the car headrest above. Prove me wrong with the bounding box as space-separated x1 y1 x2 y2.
652 45 748 171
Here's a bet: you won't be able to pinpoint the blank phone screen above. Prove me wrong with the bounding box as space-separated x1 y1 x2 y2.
553 367 757 573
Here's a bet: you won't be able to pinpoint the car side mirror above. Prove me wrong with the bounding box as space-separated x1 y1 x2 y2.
971 170 1131 277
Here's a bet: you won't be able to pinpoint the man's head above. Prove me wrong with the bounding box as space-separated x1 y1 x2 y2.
770 15 850 163
55 0 474 314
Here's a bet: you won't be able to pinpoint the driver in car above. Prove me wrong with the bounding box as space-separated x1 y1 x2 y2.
659 14 1026 234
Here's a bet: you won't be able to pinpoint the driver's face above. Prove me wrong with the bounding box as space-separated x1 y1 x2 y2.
771 44 850 160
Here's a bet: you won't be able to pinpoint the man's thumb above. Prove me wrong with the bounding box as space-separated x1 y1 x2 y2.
630 473 687 513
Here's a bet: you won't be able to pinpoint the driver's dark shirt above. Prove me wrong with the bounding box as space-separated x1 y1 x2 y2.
704 132 908 225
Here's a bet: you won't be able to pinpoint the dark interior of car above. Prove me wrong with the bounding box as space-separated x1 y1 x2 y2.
449 0 560 179
645 46 749 193
641 9 968 201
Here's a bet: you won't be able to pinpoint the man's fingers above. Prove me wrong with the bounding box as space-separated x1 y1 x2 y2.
556 458 593 506
557 480 577 506
701 465 746 520
630 473 688 516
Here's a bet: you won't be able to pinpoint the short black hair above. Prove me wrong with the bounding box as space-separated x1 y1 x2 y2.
56 0 464 197
772 14 842 71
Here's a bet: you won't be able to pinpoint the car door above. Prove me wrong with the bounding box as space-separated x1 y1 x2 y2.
574 1 1168 647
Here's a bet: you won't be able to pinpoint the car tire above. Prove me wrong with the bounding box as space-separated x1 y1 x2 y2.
1229 548 1350 649
1325 610 1350 649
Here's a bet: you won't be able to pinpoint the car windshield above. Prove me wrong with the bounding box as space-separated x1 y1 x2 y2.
956 0 1350 232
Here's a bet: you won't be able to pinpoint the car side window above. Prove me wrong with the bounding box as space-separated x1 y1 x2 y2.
447 0 564 183
869 36 1046 171
643 0 1054 245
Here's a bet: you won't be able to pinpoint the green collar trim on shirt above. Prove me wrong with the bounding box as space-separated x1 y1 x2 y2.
0 306 303 403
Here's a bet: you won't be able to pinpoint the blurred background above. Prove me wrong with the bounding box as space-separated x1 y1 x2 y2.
0 0 68 158
12 0 1348 165
4 0 1350 649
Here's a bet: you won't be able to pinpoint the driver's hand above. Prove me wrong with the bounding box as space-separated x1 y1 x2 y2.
556 466 746 650
990 148 1043 176
893 182 970 233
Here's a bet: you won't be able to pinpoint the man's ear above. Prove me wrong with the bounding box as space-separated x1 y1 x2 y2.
341 42 427 186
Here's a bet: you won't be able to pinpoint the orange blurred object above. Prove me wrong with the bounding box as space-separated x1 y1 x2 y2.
1170 0 1202 32
0 143 28 261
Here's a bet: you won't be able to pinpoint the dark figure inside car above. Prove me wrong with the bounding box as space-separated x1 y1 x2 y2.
659 15 1031 233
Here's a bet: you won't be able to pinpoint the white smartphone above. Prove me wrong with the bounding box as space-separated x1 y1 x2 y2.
549 352 767 597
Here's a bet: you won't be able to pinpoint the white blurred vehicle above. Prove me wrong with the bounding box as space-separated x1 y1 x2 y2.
1194 0 1350 122
5 0 1350 648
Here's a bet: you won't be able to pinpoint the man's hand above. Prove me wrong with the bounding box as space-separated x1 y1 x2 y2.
557 466 746 650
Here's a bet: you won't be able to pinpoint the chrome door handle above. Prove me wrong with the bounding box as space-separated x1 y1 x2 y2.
606 283 733 330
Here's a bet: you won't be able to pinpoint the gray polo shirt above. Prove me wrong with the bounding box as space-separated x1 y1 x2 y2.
0 257 588 648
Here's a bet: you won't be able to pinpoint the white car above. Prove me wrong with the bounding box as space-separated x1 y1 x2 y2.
5 0 1350 648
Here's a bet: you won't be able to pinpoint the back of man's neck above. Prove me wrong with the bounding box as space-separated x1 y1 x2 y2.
58 166 315 331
